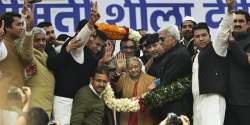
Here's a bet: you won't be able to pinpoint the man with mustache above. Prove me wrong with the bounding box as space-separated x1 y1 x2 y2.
37 21 57 57
0 0 34 124
224 9 250 125
180 16 197 57
70 65 114 125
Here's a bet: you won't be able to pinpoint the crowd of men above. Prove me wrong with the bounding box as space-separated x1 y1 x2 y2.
0 0 250 125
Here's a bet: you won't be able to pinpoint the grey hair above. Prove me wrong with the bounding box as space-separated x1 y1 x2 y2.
158 25 180 41
32 27 46 36
125 56 142 70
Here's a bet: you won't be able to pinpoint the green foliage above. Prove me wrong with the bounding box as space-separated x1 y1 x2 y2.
144 77 192 109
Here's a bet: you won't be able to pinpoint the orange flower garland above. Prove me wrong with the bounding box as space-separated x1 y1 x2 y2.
96 23 129 40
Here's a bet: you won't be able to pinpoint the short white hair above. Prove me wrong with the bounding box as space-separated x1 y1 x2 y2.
158 25 180 41
32 27 46 35
126 56 142 70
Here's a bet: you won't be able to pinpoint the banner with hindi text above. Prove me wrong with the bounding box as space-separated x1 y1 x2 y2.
1 0 249 37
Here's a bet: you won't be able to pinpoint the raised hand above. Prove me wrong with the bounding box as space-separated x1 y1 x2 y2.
99 41 114 64
227 0 234 13
0 20 5 41
88 1 100 29
116 53 126 73
22 0 35 32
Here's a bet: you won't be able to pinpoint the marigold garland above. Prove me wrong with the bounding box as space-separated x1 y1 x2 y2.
96 23 142 45
96 23 128 40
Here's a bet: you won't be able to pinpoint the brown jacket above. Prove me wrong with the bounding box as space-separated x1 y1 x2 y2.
0 35 33 109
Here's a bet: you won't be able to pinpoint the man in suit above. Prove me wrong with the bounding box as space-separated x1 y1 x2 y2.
224 7 250 125
70 65 113 125
147 25 193 120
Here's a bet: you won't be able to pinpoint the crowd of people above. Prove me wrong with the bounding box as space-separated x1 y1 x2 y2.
0 0 250 125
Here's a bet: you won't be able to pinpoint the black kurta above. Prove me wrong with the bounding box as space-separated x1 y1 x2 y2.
47 39 98 98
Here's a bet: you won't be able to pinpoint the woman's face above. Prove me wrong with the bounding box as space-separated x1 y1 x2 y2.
127 59 141 79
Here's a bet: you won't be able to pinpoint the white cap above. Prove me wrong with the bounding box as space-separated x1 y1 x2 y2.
183 16 196 23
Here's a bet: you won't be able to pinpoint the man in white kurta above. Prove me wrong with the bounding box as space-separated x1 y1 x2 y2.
192 0 234 125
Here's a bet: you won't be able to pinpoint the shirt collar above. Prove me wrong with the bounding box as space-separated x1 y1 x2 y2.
89 83 103 99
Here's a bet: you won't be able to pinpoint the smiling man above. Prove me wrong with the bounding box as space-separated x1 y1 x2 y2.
192 0 234 124
180 16 197 57
224 8 250 125
0 1 34 124
70 65 113 125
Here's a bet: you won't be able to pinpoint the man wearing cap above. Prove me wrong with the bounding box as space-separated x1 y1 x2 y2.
180 16 197 57
139 33 164 70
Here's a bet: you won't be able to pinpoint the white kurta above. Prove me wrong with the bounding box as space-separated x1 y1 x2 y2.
0 41 7 62
192 52 226 125
53 96 73 125
192 12 233 125
70 23 93 64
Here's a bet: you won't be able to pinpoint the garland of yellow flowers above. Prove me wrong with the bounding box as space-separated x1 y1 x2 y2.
102 77 191 112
